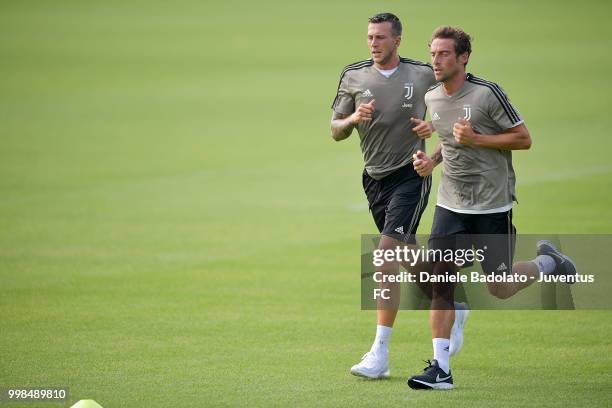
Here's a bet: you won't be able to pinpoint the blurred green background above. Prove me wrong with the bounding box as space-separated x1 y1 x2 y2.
1 0 611 406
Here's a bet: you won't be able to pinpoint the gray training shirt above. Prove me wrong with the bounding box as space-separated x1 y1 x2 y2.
332 58 437 180
425 73 524 213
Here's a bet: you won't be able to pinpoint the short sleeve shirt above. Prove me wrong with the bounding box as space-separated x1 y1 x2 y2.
425 74 524 212
332 58 437 180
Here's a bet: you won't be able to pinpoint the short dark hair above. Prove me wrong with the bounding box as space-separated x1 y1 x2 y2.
429 26 472 57
369 13 402 37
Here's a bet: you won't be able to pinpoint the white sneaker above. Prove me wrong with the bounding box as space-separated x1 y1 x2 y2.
350 351 390 379
450 303 470 356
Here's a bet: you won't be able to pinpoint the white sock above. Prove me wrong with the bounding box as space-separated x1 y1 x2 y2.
433 338 450 373
533 255 556 274
370 325 392 356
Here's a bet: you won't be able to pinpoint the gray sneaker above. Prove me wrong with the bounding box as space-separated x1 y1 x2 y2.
537 240 577 283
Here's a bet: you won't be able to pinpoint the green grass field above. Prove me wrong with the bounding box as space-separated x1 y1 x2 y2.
1 0 612 406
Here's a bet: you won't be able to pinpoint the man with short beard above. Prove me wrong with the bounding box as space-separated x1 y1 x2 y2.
407 26 577 390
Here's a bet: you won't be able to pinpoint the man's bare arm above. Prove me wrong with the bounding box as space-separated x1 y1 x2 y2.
413 144 442 177
430 143 443 165
330 111 355 141
453 121 532 150
330 99 376 142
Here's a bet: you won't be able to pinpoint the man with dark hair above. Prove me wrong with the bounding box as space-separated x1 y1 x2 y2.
427 26 472 64
368 12 403 37
330 14 469 379
406 26 577 390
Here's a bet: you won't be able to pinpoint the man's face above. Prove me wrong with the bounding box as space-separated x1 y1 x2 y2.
367 22 400 65
430 38 468 82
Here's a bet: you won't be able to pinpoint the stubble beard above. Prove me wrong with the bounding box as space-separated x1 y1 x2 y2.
439 66 460 84
376 48 396 67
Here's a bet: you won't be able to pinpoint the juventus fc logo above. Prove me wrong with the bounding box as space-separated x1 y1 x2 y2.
462 105 472 120
404 83 414 100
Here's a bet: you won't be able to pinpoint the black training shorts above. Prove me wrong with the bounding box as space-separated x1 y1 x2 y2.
429 205 516 275
362 162 431 244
